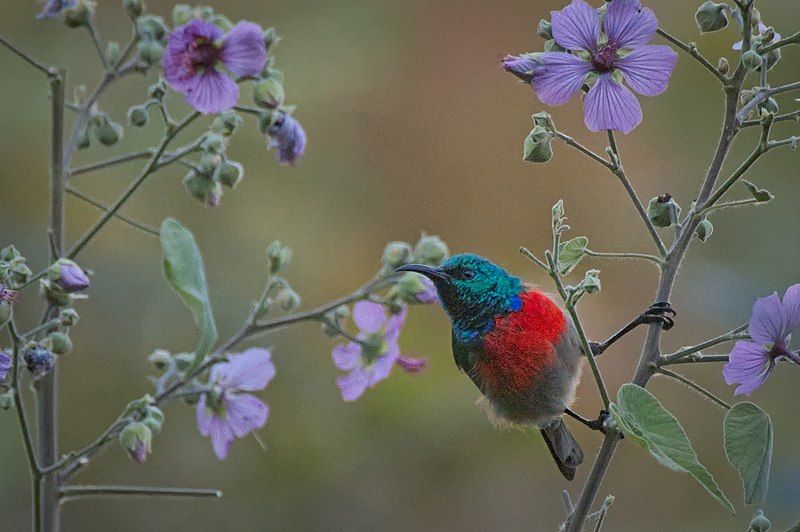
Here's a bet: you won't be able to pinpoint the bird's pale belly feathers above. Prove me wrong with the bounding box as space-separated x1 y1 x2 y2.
472 290 583 426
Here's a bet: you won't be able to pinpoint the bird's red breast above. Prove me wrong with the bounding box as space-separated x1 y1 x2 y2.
476 289 568 395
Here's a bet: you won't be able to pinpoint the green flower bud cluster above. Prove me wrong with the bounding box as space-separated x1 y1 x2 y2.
0 245 32 289
135 12 169 68
78 112 124 150
64 0 95 28
183 131 245 206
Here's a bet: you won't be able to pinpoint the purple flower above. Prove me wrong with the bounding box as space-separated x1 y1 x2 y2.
414 276 439 304
23 344 54 377
723 285 800 395
733 22 781 51
502 55 539 83
332 301 408 401
267 114 307 165
36 0 75 19
196 348 275 460
163 19 267 114
396 355 428 374
0 350 11 382
53 260 89 293
505 0 677 133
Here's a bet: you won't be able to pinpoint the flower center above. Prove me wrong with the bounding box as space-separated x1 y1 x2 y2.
591 44 619 73
190 37 220 72
361 333 386 364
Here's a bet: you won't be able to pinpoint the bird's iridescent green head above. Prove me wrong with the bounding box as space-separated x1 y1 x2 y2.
397 253 523 339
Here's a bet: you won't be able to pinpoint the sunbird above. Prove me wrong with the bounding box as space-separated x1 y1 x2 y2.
397 254 674 480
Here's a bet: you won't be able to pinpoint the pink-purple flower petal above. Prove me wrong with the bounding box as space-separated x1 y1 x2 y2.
352 301 387 334
195 395 214 436
184 69 239 115
332 342 361 371
531 52 592 106
224 394 269 438
216 348 276 392
551 0 600 52
748 292 787 345
220 21 267 77
209 417 235 460
336 368 370 402
604 0 658 48
781 284 800 332
723 340 775 395
616 44 677 96
385 306 408 343
583 73 642 133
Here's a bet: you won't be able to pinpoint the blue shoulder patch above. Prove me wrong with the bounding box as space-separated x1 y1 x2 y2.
508 295 523 312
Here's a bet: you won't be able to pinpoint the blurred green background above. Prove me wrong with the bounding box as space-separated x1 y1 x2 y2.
1 0 799 530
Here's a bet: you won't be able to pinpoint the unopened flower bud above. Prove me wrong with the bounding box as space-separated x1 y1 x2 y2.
148 349 171 369
210 14 233 32
694 219 714 243
275 285 301 311
215 160 244 189
76 126 91 150
501 54 538 83
136 14 168 42
138 39 165 66
524 125 554 163
716 57 730 75
142 404 165 433
0 391 14 411
333 304 349 320
0 245 20 262
647 194 681 228
532 111 553 128
184 171 222 207
106 41 121 67
412 235 449 266
695 1 729 33
119 421 152 463
758 97 778 115
266 241 292 274
59 308 79 327
263 27 279 51
148 77 168 100
396 356 428 374
64 0 94 28
211 110 243 137
257 109 277 134
194 5 214 20
742 49 763 71
127 105 149 127
171 4 193 26
49 332 73 355
761 47 781 71
397 272 438 304
761 27 775 44
382 241 413 269
200 133 227 154
748 509 771 532
123 0 143 18
48 259 90 293
582 269 602 294
39 280 71 307
253 78 285 108
537 19 553 40
172 353 194 372
23 344 54 377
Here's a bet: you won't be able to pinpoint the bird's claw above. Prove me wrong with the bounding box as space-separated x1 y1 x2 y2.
640 300 676 331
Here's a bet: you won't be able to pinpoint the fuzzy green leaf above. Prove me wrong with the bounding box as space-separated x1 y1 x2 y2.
557 237 588 275
724 402 773 505
610 383 734 514
160 218 218 366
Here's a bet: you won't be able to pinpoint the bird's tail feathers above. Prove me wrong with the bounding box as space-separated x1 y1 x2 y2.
540 418 583 481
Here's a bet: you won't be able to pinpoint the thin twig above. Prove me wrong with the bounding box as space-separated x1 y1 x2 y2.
584 249 662 266
60 485 222 500
758 30 800 54
85 23 109 70
69 150 153 176
0 35 54 75
656 367 732 410
6 320 41 476
660 324 747 365
741 109 800 128
66 186 160 237
736 81 800 125
656 29 727 83
553 132 613 169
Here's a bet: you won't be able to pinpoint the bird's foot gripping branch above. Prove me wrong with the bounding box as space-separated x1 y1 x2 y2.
505 0 800 530
0 2 449 529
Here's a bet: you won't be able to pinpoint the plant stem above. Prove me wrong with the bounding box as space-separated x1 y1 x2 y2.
605 130 667 257
85 23 109 71
60 485 222 500
553 132 614 169
69 149 153 176
656 367 731 410
584 249 662 266
66 112 199 259
736 81 800 125
36 67 66 532
656 29 727 83
670 354 730 364
699 198 760 215
659 324 747 365
566 5 755 528
758 30 800 54
65 186 160 237
741 109 800 128
0 35 54 75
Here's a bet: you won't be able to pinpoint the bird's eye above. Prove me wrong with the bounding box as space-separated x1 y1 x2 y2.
461 269 476 280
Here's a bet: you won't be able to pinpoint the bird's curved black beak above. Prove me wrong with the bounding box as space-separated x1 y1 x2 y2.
395 264 450 281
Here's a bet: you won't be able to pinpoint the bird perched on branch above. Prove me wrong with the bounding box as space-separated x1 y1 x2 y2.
397 254 674 480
